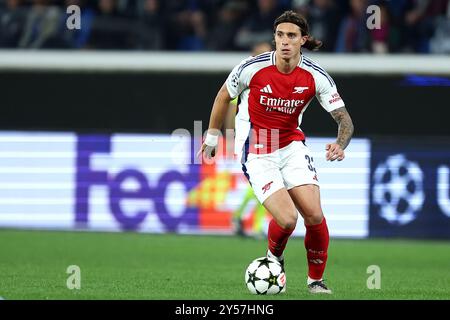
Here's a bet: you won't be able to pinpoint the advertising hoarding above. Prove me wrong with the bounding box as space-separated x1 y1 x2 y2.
0 132 371 237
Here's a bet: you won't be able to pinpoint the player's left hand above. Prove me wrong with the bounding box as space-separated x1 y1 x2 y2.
326 143 345 161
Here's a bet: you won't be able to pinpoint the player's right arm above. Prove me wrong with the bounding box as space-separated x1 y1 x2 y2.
197 83 233 159
197 56 252 159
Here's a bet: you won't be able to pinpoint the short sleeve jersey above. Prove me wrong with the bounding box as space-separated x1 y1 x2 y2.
225 51 345 155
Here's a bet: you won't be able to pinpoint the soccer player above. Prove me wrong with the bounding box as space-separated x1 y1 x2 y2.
198 10 354 294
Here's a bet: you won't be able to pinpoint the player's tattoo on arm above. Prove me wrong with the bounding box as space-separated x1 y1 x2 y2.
330 107 354 149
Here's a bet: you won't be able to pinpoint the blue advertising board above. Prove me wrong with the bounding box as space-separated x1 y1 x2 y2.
369 138 450 238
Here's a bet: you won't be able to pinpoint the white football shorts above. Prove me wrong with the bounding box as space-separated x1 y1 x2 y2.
242 140 320 204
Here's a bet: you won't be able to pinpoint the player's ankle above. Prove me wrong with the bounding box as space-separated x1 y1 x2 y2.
267 249 284 262
307 276 323 285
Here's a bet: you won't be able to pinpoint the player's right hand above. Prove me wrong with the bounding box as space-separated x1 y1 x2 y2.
197 143 217 159
197 132 219 159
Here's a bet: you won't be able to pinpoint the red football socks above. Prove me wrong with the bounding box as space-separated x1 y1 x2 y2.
267 219 295 257
304 217 329 280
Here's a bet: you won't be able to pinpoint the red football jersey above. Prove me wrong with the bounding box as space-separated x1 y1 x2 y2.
226 51 345 155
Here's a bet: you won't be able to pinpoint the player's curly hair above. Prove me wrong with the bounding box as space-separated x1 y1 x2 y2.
273 10 323 51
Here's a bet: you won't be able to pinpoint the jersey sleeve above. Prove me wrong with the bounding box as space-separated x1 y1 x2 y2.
225 56 253 99
315 72 345 113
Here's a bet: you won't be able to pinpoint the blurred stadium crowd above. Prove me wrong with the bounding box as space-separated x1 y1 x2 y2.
0 0 449 53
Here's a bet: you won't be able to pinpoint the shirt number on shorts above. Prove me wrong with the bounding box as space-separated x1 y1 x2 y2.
305 155 317 173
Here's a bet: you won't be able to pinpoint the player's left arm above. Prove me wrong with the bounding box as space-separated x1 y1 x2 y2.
311 61 354 161
326 106 354 161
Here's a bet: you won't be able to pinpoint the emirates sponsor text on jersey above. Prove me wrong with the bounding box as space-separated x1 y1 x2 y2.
259 95 305 114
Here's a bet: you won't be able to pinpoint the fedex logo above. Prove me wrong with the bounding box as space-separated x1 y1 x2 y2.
74 135 199 231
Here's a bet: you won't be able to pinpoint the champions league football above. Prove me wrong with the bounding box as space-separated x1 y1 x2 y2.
245 257 286 295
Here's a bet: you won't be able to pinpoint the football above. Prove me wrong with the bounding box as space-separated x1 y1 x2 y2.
244 257 286 295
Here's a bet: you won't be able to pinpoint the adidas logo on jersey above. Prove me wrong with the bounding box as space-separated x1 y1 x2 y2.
260 84 273 94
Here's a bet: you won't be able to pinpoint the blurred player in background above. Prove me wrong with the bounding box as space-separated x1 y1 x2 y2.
198 11 354 294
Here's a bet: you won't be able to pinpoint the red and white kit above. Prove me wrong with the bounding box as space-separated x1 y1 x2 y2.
225 51 345 203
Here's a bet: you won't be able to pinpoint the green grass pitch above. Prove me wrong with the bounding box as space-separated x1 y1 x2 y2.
0 229 449 300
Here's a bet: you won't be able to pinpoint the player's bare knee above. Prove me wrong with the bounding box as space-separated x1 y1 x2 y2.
279 213 298 230
303 212 324 225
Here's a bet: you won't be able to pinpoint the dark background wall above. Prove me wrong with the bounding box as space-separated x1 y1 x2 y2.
1 72 449 137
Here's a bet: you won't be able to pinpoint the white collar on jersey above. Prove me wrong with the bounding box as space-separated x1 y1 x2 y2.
298 53 304 67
